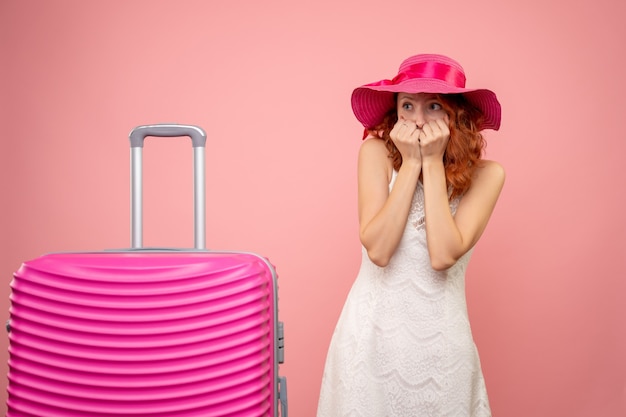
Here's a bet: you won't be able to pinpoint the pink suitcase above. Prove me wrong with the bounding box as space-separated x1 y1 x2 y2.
7 124 288 416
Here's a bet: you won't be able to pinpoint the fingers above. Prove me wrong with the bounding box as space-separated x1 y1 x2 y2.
392 118 450 162
418 119 450 162
395 119 449 141
391 120 421 143
435 118 450 136
397 120 420 137
420 119 449 144
390 120 422 162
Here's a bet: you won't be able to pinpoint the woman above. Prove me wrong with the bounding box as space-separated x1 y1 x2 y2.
317 54 504 416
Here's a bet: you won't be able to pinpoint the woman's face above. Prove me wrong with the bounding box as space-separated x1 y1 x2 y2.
396 93 449 127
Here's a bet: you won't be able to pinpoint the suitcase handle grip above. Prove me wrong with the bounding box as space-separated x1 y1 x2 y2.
129 124 207 250
129 124 207 148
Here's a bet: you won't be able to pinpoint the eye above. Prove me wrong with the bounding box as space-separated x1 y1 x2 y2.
401 101 413 110
428 102 443 111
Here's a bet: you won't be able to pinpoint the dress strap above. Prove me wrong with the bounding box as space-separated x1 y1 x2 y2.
389 170 398 190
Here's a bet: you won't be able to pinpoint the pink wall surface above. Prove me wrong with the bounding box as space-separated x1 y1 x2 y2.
1 0 625 416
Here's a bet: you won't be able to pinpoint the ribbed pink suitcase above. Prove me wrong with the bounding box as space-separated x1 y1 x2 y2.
7 124 288 416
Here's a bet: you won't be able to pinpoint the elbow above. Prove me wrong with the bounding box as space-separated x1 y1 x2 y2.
428 244 465 271
429 255 457 271
360 231 393 267
367 251 391 268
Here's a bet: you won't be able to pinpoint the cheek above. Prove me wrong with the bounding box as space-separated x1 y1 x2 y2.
397 111 414 123
425 112 440 122
429 111 448 122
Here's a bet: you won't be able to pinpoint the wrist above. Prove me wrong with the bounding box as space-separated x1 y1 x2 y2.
400 159 422 174
422 158 444 171
421 158 445 176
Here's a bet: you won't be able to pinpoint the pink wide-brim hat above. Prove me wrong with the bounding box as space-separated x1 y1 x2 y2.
351 54 501 131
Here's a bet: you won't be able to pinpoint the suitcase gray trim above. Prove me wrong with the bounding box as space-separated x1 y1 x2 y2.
129 124 207 250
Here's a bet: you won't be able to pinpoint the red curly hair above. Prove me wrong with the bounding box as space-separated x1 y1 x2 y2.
367 93 486 200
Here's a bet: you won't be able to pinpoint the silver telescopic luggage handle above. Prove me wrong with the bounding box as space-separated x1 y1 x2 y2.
129 124 207 250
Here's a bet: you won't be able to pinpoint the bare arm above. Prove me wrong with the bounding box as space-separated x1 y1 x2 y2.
414 117 505 270
358 136 421 267
421 158 505 270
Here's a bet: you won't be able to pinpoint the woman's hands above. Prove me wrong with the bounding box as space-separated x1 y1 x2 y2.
390 120 422 165
419 118 449 164
390 117 450 165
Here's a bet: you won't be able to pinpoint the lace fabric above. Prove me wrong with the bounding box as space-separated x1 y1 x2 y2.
317 172 491 417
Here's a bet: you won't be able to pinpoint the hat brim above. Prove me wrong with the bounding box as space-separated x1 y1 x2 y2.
351 78 501 131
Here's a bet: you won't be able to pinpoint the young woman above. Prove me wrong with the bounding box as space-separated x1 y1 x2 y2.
317 54 504 417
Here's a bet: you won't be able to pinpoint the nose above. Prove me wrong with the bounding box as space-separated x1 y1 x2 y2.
414 111 425 129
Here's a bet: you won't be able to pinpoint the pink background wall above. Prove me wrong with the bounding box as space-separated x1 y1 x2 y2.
2 0 625 415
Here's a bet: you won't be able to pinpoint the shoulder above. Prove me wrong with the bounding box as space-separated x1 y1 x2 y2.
474 159 505 182
359 136 388 155
470 159 505 194
358 137 393 181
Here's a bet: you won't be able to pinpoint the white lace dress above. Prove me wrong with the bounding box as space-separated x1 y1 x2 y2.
317 172 491 417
